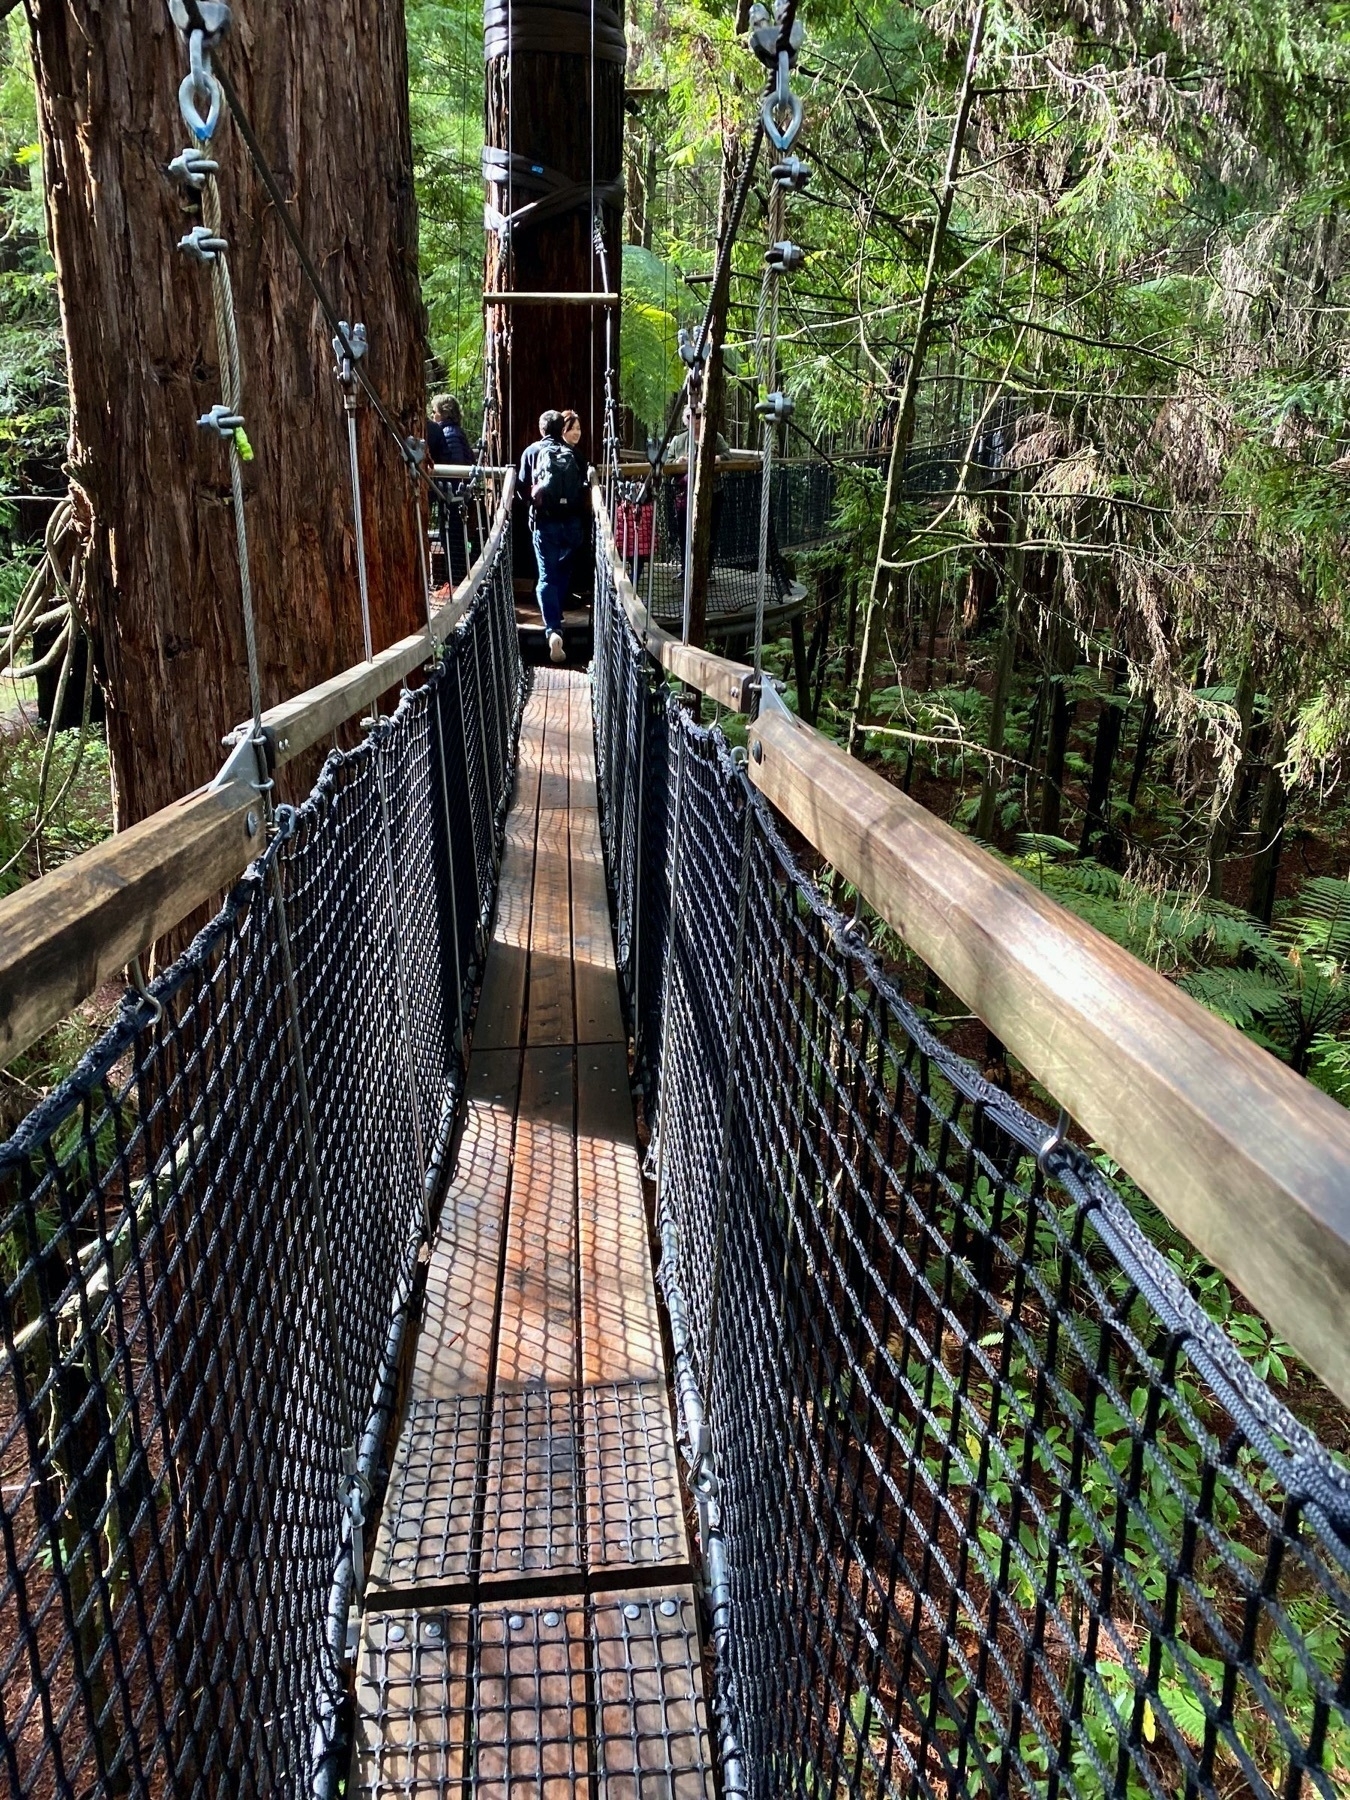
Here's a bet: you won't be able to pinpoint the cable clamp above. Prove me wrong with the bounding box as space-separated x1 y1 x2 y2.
273 802 299 843
179 223 229 263
677 326 703 370
128 954 164 1029
331 320 367 387
765 240 805 273
771 155 811 191
199 403 244 438
168 146 219 190
756 390 794 424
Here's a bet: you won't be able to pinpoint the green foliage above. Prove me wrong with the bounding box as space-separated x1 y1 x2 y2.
407 0 485 412
0 727 111 897
621 245 683 435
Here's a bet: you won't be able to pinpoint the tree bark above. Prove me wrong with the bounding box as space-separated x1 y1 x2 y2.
975 580 1021 841
1125 691 1156 817
26 0 426 830
484 37 624 470
1038 622 1076 838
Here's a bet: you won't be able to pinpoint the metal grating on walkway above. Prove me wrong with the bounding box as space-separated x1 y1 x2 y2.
355 670 709 1794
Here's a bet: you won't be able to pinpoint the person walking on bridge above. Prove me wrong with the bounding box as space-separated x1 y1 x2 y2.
520 409 587 664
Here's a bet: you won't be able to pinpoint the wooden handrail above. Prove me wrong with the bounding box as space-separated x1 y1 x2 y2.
612 453 760 479
591 485 756 712
587 514 1350 1404
745 691 1350 1408
0 473 516 1066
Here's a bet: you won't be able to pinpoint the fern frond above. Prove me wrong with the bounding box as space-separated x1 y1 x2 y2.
1178 966 1289 1030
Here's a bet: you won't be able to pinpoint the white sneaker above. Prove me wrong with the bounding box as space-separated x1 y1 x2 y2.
548 630 566 665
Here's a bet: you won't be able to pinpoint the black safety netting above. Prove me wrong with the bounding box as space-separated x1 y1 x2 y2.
0 539 524 1800
612 468 801 637
593 531 1350 1800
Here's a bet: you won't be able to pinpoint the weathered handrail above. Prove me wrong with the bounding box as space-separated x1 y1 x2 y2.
750 690 1350 1406
592 485 756 711
0 472 515 1065
594 503 1350 1407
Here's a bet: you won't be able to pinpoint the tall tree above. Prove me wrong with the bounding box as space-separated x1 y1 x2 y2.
25 0 427 827
482 0 624 469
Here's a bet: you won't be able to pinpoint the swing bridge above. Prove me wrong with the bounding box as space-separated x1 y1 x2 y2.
2 5 1350 1798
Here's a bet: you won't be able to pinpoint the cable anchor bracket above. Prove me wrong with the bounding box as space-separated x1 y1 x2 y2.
174 21 225 144
332 320 368 389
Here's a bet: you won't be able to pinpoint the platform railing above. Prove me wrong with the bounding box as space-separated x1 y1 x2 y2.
0 472 515 1068
0 484 524 1797
591 483 1350 1800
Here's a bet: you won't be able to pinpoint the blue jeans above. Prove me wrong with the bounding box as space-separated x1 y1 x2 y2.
531 514 585 634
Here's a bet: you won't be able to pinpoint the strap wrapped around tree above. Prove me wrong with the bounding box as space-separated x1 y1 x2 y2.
484 0 627 62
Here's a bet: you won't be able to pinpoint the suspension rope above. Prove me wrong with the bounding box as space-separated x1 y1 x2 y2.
699 0 807 1475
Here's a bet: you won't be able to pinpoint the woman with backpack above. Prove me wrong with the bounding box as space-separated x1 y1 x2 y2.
518 409 587 664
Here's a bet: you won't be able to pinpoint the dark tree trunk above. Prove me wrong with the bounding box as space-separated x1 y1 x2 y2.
1248 722 1289 924
975 589 1019 841
687 137 738 646
1126 692 1156 816
27 0 426 829
484 24 624 472
1206 656 1257 899
842 573 859 690
1079 657 1126 857
803 564 840 724
1038 623 1076 838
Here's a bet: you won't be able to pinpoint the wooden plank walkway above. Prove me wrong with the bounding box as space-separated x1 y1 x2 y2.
353 668 712 1797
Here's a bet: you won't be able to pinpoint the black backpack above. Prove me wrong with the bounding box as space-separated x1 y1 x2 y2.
530 439 585 516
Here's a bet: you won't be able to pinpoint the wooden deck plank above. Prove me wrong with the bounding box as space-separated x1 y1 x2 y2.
590 1589 712 1796
495 1045 578 1391
471 1602 590 1792
351 1608 472 1797
360 668 712 1791
568 679 627 1046
528 671 576 1047
577 1045 663 1385
475 674 548 1050
410 1048 519 1403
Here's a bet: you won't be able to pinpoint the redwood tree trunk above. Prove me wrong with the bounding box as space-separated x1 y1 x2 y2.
26 0 427 828
483 7 624 471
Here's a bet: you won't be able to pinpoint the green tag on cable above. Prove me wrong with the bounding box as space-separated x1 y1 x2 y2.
234 427 254 462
